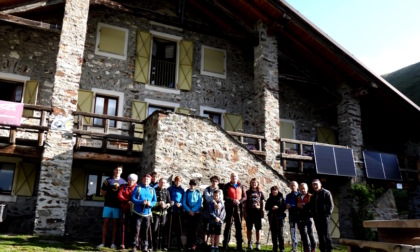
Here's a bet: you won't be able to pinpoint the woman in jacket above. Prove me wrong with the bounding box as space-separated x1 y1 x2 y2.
117 173 138 250
265 185 286 252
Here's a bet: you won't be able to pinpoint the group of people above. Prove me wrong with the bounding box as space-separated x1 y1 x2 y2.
97 165 334 252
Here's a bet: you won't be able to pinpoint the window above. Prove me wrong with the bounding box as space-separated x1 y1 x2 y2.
0 163 16 195
200 106 226 127
150 37 177 88
148 105 174 116
86 171 107 200
280 119 296 150
201 45 226 79
95 22 129 60
0 80 23 102
93 95 118 127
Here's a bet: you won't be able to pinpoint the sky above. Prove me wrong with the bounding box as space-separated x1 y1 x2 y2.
285 0 420 75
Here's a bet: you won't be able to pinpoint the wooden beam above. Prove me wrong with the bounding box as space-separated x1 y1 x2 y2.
0 12 61 32
0 143 43 158
2 0 64 14
73 151 140 163
351 87 369 97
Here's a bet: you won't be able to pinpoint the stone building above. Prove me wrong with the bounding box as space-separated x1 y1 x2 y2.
0 0 419 244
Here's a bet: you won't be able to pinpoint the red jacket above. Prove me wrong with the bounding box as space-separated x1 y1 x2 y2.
224 181 246 207
117 183 137 210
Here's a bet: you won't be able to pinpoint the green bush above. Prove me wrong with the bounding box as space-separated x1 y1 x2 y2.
350 182 383 240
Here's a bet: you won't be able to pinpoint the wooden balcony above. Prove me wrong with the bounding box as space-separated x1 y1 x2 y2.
227 131 266 157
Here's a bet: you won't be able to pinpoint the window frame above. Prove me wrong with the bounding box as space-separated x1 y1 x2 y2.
93 94 119 127
0 73 30 104
0 162 17 195
145 98 180 116
200 45 227 79
91 88 124 129
85 170 107 201
200 106 226 127
95 22 129 60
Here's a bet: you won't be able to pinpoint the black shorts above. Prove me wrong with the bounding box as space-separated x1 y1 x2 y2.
208 223 222 235
246 209 262 231
202 217 210 231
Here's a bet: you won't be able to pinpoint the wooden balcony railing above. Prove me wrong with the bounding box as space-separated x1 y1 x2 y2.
72 111 144 155
227 131 266 157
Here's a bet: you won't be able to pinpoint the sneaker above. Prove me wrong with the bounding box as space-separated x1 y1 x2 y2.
111 244 117 249
256 242 261 250
247 242 253 250
97 244 105 249
121 245 125 249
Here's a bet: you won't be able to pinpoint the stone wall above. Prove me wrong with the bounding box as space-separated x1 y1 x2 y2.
141 111 292 244
0 196 36 234
409 186 420 219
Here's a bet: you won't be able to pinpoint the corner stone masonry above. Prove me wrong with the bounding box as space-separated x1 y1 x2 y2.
34 0 90 235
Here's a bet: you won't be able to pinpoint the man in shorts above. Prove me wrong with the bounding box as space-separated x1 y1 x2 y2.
98 164 126 249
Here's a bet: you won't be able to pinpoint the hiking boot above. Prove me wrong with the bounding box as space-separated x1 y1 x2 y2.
256 242 261 250
247 241 253 250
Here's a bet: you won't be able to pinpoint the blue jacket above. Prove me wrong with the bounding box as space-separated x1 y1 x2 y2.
183 188 202 213
168 184 184 213
285 191 299 222
131 184 157 216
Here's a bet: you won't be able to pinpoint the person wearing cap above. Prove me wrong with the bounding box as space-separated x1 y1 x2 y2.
131 174 157 252
182 179 202 251
203 175 224 247
167 175 185 250
309 179 333 252
117 173 138 249
98 164 126 250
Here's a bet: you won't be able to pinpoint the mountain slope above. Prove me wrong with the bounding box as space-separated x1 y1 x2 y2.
382 62 420 106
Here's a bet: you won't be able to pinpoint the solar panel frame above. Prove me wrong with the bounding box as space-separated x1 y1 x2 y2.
313 145 356 177
381 153 402 181
363 150 402 181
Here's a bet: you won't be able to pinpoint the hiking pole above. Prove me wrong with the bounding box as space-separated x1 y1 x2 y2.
156 215 161 250
224 206 235 251
265 213 274 252
168 208 173 249
121 210 126 249
179 213 186 250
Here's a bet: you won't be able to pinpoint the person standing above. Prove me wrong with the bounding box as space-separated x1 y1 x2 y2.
131 174 157 252
265 186 286 252
203 175 223 246
244 178 265 250
285 181 299 252
208 189 226 252
310 179 334 252
98 165 126 249
150 171 159 188
117 173 138 250
223 172 246 252
151 178 171 251
297 183 316 252
182 179 202 251
167 175 185 250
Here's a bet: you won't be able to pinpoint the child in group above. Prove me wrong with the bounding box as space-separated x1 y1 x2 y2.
208 189 226 252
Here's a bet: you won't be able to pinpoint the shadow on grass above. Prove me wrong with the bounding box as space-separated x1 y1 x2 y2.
0 234 95 251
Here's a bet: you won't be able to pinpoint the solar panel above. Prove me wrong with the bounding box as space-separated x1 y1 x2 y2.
313 145 356 177
363 150 402 181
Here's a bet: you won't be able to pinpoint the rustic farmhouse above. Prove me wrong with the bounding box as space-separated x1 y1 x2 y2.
0 0 419 243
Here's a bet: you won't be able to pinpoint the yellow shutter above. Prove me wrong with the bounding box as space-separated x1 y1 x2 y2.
224 113 243 132
177 40 193 91
134 31 151 84
77 89 94 125
176 107 191 115
69 167 86 199
22 80 39 117
99 26 126 56
131 101 148 151
280 120 295 149
13 162 36 196
203 47 225 74
317 127 336 145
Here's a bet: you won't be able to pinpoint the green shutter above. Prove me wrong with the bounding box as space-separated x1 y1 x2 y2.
280 120 295 149
224 113 243 132
13 162 36 196
77 90 94 125
69 167 86 199
177 40 193 91
131 101 147 151
22 80 39 117
134 31 151 84
176 107 191 115
99 26 126 56
317 127 336 144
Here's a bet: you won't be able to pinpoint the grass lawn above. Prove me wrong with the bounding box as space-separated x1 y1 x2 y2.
0 234 348 251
